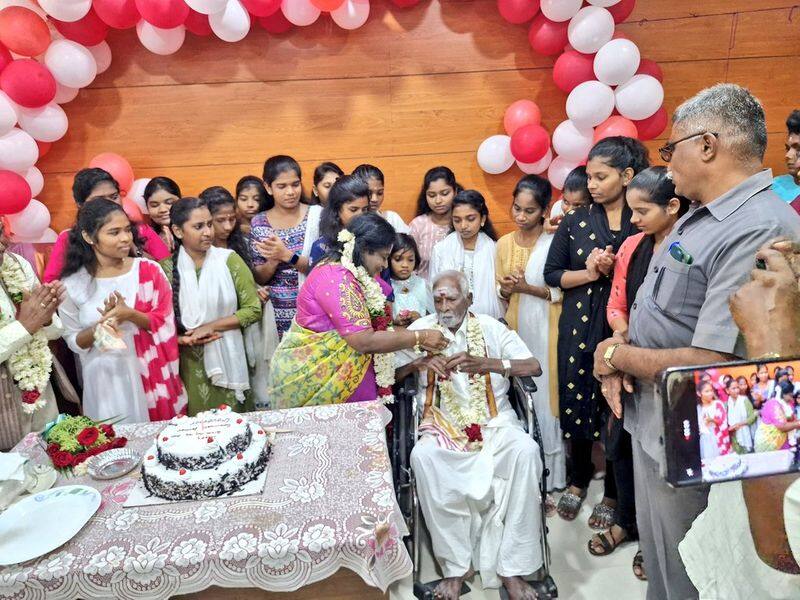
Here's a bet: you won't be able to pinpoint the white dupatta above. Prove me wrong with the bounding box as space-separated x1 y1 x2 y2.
177 245 249 401
297 204 322 288
430 231 503 319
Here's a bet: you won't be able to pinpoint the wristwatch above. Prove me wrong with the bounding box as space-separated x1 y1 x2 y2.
501 359 512 379
288 252 300 265
604 343 622 370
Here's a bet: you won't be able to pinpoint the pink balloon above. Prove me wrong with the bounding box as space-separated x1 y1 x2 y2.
497 0 540 25
123 197 144 223
0 169 31 215
135 0 189 29
636 58 663 82
528 13 569 56
547 155 581 190
241 0 282 16
391 0 420 6
0 43 11 75
607 0 635 23
53 8 109 46
634 106 667 141
93 0 141 29
258 10 292 32
184 9 212 35
504 99 541 136
0 59 56 109
7 199 49 240
90 152 134 193
593 115 638 143
510 124 550 163
552 50 595 93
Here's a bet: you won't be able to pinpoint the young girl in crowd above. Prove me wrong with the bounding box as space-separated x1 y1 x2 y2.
59 200 186 423
200 186 252 266
430 189 503 319
162 197 262 415
390 234 433 326
544 136 649 529
44 168 170 283
144 176 181 251
726 377 756 454
309 175 370 266
496 174 566 496
698 381 732 459
546 166 592 233
312 162 344 206
235 176 269 238
249 155 321 338
352 164 408 233
408 166 458 280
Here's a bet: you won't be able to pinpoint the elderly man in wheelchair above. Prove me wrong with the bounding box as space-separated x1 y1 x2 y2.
394 270 546 600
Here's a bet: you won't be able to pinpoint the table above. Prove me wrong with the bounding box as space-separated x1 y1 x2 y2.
0 402 411 599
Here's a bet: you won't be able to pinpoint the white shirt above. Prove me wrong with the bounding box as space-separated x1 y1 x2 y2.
381 210 409 234
395 313 533 419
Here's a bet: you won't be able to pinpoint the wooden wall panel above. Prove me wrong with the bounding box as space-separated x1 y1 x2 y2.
38 0 798 234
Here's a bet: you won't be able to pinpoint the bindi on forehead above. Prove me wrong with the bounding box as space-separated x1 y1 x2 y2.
433 285 460 299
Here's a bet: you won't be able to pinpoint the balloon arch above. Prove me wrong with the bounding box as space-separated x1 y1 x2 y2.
0 0 666 243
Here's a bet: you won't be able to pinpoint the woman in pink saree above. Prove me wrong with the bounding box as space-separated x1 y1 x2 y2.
754 381 800 451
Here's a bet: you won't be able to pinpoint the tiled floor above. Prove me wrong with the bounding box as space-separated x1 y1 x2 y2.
389 478 648 599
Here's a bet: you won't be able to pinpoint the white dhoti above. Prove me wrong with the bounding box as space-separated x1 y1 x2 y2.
411 411 543 589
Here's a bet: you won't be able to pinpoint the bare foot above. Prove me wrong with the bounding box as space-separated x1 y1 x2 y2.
501 575 538 600
433 576 466 600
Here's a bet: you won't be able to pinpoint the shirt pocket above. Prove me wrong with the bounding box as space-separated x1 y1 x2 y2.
652 260 696 317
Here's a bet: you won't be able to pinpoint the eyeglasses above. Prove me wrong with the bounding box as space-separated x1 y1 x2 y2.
658 131 718 163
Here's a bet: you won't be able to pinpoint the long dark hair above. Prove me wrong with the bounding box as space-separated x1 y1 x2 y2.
143 176 181 202
312 162 344 202
627 166 690 215
72 168 119 206
452 189 498 241
513 174 551 223
199 186 253 269
323 212 395 268
352 163 384 185
262 154 306 208
319 175 370 242
169 197 208 334
587 136 650 175
235 175 269 213
415 166 460 217
62 199 143 278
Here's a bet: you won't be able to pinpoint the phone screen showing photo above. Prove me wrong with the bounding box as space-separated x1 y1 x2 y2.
662 357 800 486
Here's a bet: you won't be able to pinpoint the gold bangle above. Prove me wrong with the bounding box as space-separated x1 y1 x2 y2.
414 331 421 354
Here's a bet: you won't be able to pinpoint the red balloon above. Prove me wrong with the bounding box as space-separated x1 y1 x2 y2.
0 170 31 215
90 152 135 193
0 7 51 57
497 0 540 25
636 58 663 82
0 43 11 75
36 140 52 158
391 0 421 7
607 0 636 24
528 13 569 56
53 9 109 47
184 10 212 36
311 0 344 10
552 50 595 94
93 0 141 29
258 11 292 34
593 115 638 143
511 124 550 163
122 198 144 223
0 59 56 108
241 0 282 17
634 106 667 141
134 0 189 29
504 99 541 136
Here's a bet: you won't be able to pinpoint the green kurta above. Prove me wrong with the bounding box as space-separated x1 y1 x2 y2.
161 252 261 416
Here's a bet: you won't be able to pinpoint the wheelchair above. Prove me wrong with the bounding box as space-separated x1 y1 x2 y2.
389 374 558 599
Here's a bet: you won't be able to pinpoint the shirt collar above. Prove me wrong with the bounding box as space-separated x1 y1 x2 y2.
705 169 774 221
440 314 470 343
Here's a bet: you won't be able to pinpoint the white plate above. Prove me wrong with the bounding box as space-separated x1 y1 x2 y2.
0 485 101 566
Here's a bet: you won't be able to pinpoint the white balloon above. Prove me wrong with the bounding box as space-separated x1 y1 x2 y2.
566 80 615 129
37 0 91 22
331 0 370 30
587 0 620 6
615 74 664 120
44 39 98 89
54 83 80 104
593 38 640 86
0 128 38 172
7 199 50 242
281 0 320 26
129 178 152 213
568 6 615 54
0 91 19 137
547 156 581 190
552 120 594 162
0 0 46 18
33 227 58 243
136 22 187 56
209 0 251 42
18 165 43 197
517 148 553 175
88 41 112 75
540 0 581 22
477 135 514 175
185 0 229 15
17 103 68 142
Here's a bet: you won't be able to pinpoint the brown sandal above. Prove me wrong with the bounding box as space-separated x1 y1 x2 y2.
587 527 628 556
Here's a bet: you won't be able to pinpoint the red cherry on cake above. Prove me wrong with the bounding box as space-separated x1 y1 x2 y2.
179 468 187 475
162 436 169 442
257 430 264 435
236 418 243 424
147 455 154 460
237 453 243 460
207 437 214 443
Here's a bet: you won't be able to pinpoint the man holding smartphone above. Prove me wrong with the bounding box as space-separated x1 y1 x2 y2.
593 84 800 600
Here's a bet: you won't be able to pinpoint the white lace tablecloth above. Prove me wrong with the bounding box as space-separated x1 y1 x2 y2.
1 402 411 600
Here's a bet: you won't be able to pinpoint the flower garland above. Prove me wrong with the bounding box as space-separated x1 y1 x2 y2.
0 256 52 414
337 229 394 403
430 314 490 441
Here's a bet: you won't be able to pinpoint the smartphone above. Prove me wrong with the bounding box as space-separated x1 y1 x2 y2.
662 356 800 486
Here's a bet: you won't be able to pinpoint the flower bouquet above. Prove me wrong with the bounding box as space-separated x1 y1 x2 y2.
41 415 127 475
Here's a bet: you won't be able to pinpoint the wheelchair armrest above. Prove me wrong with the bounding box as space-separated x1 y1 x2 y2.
399 372 419 397
516 375 538 394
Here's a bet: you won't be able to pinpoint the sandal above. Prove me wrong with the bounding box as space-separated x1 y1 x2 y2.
556 489 587 521
588 500 616 530
587 527 628 556
632 549 647 581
